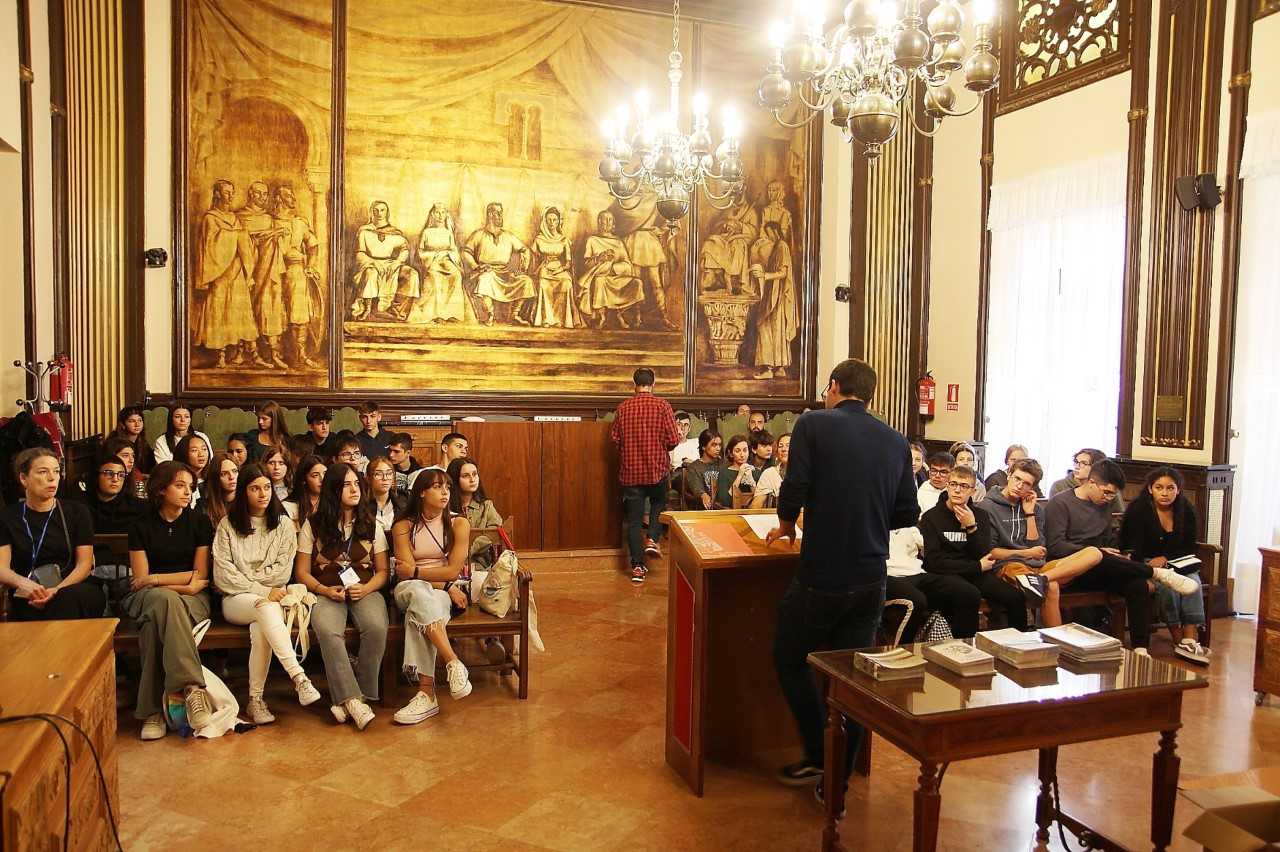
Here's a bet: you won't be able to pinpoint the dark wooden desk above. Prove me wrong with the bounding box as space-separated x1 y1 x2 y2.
661 510 802 795
809 645 1208 852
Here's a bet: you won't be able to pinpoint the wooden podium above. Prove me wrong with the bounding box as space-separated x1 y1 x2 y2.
661 509 802 795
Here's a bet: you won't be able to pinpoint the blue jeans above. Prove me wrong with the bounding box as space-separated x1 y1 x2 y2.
1158 570 1206 627
773 576 886 768
622 479 667 567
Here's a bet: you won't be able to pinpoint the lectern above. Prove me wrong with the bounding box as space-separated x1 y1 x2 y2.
661 509 803 795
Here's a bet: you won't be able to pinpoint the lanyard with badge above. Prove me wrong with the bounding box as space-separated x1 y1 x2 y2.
335 526 361 588
22 502 55 577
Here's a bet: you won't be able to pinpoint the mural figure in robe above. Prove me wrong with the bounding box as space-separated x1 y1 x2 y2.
699 196 758 295
352 200 419 322
273 185 323 368
463 202 535 326
748 219 798 379
577 209 645 330
531 206 580 329
614 195 678 330
238 180 289 368
194 179 259 369
758 180 793 245
410 203 472 324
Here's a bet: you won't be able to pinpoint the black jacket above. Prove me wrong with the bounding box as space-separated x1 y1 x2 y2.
777 399 918 590
1120 496 1198 563
920 491 993 578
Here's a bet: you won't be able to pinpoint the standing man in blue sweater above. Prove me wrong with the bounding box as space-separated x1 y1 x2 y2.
766 359 919 803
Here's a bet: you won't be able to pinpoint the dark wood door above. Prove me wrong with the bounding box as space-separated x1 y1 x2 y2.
541 421 621 550
463 422 543 550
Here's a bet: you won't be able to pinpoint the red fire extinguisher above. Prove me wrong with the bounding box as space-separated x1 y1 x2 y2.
917 372 936 418
49 354 73 408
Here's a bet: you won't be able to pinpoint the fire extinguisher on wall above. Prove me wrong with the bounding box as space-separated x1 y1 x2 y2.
917 372 936 418
49 353 73 410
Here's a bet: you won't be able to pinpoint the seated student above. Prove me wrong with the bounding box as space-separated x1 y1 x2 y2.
750 429 776 471
81 454 147 593
1121 466 1209 664
949 442 987 502
984 443 1031 493
753 432 790 508
390 469 473 725
387 432 423 495
748 411 767 433
669 411 699 470
124 461 216 740
102 435 147 500
247 400 290 464
173 434 212 510
332 432 368 474
356 401 393 460
736 403 752 418
422 432 469 474
447 457 502 569
885 526 981 641
283 455 326 527
366 456 404 531
0 448 102 620
679 430 722 510
910 441 927 486
917 451 953 515
212 462 319 723
1049 448 1124 513
294 463 390 730
226 434 249 469
294 407 340 462
715 434 759 510
1045 458 1199 653
110 405 155 474
919 464 1027 633
261 447 292 503
152 404 212 465
201 452 238 529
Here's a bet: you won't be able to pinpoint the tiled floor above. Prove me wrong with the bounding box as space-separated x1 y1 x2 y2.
116 562 1275 851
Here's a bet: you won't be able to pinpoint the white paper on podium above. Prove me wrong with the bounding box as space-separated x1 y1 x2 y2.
741 513 802 541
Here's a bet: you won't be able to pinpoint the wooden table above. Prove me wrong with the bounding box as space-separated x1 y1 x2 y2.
808 645 1208 851
661 509 802 795
0 618 120 851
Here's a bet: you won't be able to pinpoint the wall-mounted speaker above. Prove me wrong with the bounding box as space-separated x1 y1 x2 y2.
1174 173 1222 211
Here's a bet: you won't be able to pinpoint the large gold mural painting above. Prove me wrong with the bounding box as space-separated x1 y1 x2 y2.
181 0 814 399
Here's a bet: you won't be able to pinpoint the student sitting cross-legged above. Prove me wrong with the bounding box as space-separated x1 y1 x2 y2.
123 461 216 740
212 462 320 724
294 463 390 730
390 469 473 725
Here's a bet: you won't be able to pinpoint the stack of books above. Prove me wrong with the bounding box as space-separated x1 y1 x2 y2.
922 640 996 676
975 628 1061 669
1038 623 1124 663
852 647 926 681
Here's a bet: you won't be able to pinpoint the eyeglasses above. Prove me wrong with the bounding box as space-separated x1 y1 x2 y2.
99 470 127 480
1095 486 1118 500
371 471 395 480
338 451 362 461
928 467 950 477
946 481 974 490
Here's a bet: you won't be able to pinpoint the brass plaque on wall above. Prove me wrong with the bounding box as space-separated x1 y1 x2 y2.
1155 395 1185 422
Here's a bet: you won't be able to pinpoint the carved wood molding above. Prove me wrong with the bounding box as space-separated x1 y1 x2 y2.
996 0 1133 116
1259 0 1280 19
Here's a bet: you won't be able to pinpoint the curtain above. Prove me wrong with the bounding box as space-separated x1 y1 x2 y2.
1228 109 1280 613
984 155 1127 484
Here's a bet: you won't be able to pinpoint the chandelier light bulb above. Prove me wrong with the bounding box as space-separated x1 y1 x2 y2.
769 19 790 51
722 105 742 140
635 88 651 114
804 0 827 36
692 90 709 117
971 0 995 24
876 0 899 30
601 119 616 141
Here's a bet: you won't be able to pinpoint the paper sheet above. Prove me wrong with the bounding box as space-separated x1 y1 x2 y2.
741 513 802 541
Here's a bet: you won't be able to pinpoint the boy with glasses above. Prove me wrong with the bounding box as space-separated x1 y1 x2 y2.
917 451 954 515
1045 458 1198 652
332 433 368 473
920 465 1027 633
1049 448 1123 513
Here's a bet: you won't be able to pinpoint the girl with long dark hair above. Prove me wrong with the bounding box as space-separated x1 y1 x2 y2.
261 446 292 502
283 455 326 527
366 455 404 532
447 457 502 569
110 405 155 473
248 400 291 463
201 452 238 528
152 404 212 464
173 434 212 509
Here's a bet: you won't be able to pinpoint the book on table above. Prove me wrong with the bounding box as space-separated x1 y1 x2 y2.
921 640 997 676
974 628 1061 669
853 647 926 681
1038 623 1124 663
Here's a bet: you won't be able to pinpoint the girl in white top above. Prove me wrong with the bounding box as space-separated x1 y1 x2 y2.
366 456 403 533
283 455 325 527
389 469 472 725
212 462 319 723
753 432 790 508
261 447 292 502
152 404 213 465
173 434 212 509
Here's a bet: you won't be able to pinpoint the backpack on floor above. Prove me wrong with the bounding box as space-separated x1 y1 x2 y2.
476 530 545 652
919 611 954 642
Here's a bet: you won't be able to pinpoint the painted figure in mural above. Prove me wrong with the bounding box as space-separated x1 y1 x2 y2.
352 200 420 322
531 206 580 329
273 185 322 368
238 180 289 369
194 180 260 369
699 196 759 295
749 220 798 379
577 210 644 330
463 202 535 326
411 203 471 324
616 196 678 330
758 180 793 246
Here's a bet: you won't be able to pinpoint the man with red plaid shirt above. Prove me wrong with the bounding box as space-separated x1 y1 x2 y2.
610 367 681 583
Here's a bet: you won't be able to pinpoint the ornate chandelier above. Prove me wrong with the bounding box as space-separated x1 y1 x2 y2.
757 0 1000 159
597 0 746 221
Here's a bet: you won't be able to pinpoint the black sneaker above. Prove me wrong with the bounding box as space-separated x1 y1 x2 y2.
814 782 847 819
630 564 648 584
1017 573 1048 605
776 761 823 786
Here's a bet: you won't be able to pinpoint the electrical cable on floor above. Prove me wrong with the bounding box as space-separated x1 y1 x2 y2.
0 713 124 852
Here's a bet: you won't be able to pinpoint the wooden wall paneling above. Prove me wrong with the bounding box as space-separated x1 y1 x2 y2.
122 1 145 405
1140 0 1228 450
169 0 188 396
397 426 451 467
48 0 68 357
539 421 622 551
463 422 543 551
1212 0 1257 463
1259 0 1280 19
973 99 995 442
18 0 36 398
848 140 869 362
909 118 934 439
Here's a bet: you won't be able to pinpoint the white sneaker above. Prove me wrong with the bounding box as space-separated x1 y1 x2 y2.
246 695 276 725
446 659 472 700
344 698 375 731
183 686 213 730
140 713 167 741
1133 647 1150 657
293 674 322 706
1175 638 1211 666
330 704 349 724
393 691 440 725
1152 567 1200 596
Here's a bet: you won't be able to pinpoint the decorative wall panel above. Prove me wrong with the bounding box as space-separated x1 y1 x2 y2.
1259 0 1280 19
997 0 1133 115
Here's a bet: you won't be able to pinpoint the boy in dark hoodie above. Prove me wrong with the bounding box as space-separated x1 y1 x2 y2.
920 464 1028 633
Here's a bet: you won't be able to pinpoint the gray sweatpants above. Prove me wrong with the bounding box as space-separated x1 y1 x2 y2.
122 588 210 719
311 593 389 704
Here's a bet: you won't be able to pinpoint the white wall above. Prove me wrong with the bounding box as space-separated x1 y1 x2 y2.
0 0 19 152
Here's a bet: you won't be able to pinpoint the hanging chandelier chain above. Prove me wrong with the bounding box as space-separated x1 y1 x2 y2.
671 0 680 56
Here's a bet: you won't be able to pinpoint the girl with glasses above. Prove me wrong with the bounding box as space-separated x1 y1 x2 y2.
366 456 404 533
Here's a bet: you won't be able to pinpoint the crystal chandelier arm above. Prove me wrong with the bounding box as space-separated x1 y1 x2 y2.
795 82 837 113
770 106 826 129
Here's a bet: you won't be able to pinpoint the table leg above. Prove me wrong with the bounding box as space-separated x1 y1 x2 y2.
822 704 847 852
1151 729 1180 852
913 761 941 852
1035 747 1058 842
